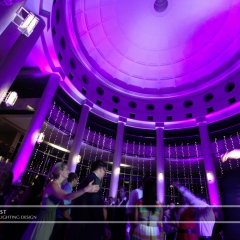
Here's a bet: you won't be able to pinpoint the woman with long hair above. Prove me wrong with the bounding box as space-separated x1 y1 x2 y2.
132 178 164 240
21 162 99 240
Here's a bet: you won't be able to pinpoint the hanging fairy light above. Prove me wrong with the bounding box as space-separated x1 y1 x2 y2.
195 142 203 193
87 131 96 174
187 143 194 193
64 118 75 161
223 136 232 169
175 143 179 182
56 113 70 162
168 143 173 201
136 142 141 188
38 106 61 173
27 102 56 186
214 138 224 176
94 132 101 161
30 101 55 175
235 132 240 167
123 140 129 185
37 104 60 173
78 126 91 183
181 143 187 187
51 110 65 166
38 105 61 173
230 135 239 167
55 111 69 161
40 107 64 174
102 135 113 197
149 143 153 176
100 134 106 160
106 136 113 170
130 141 135 193
55 116 75 176
142 142 145 177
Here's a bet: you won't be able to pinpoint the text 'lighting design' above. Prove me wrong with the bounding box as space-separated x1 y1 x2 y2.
207 172 213 181
36 132 45 144
12 7 39 37
4 91 18 107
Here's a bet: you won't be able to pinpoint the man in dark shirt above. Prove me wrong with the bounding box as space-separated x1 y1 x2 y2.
68 160 111 240
111 186 128 240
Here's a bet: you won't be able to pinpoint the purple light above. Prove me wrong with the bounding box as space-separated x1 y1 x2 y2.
69 0 240 96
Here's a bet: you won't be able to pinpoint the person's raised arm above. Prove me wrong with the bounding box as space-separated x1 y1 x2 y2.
49 180 99 201
173 182 208 209
221 149 240 162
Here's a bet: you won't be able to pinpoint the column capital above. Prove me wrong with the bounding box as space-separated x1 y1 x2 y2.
196 116 207 124
83 99 93 109
155 122 164 129
118 116 127 124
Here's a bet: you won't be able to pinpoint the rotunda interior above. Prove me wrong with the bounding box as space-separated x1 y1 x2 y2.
0 0 240 204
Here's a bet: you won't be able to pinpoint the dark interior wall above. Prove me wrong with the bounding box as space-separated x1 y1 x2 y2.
0 119 18 146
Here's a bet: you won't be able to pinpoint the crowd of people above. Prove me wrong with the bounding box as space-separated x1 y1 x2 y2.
0 150 239 240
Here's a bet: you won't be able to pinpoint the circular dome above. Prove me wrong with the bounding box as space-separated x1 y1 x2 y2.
70 0 240 97
50 0 240 126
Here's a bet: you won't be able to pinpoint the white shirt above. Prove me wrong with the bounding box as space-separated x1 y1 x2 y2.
178 186 215 237
118 197 127 206
126 187 143 214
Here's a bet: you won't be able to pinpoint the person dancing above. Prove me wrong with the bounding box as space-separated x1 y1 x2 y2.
21 162 99 240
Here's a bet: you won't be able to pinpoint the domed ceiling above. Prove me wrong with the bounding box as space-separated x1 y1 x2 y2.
49 0 240 126
70 0 240 96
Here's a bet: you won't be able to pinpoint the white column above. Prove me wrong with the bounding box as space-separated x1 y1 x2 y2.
109 119 126 199
198 119 221 205
67 103 91 172
12 74 60 182
156 123 165 204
